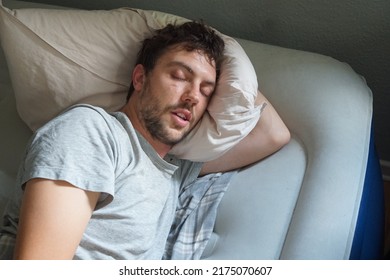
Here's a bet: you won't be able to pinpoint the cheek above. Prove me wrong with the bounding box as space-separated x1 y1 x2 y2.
168 81 186 96
155 76 184 99
194 100 209 119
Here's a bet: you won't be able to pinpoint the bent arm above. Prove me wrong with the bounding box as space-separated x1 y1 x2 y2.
200 91 290 175
14 179 100 260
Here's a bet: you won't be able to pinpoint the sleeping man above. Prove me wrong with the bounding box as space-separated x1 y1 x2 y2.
0 20 290 259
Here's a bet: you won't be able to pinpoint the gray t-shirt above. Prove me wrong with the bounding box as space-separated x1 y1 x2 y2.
1 104 202 259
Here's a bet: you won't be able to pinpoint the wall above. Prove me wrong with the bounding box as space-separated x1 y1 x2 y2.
26 0 390 166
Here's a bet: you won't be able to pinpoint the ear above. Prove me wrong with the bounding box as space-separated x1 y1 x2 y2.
132 64 146 92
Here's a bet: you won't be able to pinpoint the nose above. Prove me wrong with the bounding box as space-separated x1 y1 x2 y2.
181 85 200 105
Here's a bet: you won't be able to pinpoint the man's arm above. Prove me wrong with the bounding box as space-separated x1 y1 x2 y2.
14 179 100 259
200 91 290 175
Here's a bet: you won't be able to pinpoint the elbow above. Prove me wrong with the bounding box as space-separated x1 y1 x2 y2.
270 124 291 152
280 125 291 147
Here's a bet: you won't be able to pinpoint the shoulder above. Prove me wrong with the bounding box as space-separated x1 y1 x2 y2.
40 104 118 134
31 104 124 151
60 104 114 124
25 105 125 172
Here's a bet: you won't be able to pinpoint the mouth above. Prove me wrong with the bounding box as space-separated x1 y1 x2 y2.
171 109 192 128
172 109 192 122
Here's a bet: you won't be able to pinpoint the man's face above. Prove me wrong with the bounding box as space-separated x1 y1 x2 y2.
136 47 217 146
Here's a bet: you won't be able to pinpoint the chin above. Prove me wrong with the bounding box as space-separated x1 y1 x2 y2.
164 130 188 146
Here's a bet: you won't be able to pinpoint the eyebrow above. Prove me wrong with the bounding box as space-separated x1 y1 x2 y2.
167 61 216 87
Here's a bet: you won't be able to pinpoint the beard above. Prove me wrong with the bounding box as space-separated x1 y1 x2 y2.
137 82 193 146
141 105 190 146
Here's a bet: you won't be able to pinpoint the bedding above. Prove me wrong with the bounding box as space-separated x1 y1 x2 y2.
0 2 263 161
1 0 381 260
164 171 237 259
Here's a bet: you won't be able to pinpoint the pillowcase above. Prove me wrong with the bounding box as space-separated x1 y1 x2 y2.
0 2 262 161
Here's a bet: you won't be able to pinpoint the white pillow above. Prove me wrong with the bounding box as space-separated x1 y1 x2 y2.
0 3 262 161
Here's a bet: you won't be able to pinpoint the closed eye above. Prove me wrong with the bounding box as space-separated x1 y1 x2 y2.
168 62 215 97
171 68 188 81
201 88 214 98
200 82 215 98
172 74 187 81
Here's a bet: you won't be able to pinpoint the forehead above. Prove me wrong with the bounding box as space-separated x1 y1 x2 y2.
157 45 217 75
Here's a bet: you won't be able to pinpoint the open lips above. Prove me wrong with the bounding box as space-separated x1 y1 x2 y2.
172 109 192 127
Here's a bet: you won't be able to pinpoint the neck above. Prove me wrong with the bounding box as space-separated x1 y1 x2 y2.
120 101 172 159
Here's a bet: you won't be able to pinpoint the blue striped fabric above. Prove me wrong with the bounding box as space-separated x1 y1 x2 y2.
163 171 237 259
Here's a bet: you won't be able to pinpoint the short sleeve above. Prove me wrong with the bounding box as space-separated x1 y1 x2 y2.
19 106 118 206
